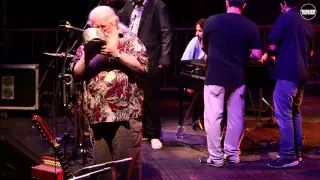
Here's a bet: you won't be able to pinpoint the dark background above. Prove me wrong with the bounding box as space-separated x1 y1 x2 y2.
1 0 320 90
6 0 320 28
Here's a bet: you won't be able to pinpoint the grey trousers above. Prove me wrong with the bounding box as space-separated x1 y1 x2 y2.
203 85 246 163
90 119 142 180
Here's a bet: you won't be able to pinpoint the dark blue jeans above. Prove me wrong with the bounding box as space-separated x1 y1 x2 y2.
273 79 304 159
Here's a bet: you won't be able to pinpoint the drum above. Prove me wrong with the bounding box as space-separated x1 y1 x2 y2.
82 28 107 53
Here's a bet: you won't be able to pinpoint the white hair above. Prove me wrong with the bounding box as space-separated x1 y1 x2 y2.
87 6 118 27
87 5 131 34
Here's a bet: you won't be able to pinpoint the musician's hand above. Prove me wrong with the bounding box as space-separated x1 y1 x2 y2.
158 64 169 68
101 35 119 57
258 53 268 63
101 45 119 57
186 89 195 94
270 56 275 61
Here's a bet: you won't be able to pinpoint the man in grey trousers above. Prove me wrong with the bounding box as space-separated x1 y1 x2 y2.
199 0 262 167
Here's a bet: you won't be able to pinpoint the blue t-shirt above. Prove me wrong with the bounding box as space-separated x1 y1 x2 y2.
268 8 314 85
203 13 262 86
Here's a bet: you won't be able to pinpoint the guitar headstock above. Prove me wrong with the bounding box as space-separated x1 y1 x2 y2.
32 115 59 147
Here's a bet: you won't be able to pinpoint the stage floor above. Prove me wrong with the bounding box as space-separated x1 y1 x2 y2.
1 94 320 180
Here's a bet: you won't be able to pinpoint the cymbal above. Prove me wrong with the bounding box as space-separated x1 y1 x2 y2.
43 52 76 58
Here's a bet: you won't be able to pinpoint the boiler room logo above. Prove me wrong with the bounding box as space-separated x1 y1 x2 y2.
300 3 317 20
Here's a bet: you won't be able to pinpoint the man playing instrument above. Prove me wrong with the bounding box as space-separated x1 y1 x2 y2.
181 18 207 130
72 5 148 180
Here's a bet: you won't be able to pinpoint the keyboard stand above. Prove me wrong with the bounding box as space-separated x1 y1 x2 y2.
176 92 199 139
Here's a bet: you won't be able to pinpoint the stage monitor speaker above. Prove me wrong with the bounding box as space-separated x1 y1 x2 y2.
0 134 42 180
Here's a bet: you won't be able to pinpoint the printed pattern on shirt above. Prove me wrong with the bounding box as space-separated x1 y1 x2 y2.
72 28 149 124
129 0 148 36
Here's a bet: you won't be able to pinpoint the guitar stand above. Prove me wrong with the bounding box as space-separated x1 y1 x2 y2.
69 124 93 165
69 143 93 165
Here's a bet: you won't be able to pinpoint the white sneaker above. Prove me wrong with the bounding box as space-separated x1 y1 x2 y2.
151 139 162 150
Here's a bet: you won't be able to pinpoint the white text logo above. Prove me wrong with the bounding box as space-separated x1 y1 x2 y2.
300 3 317 20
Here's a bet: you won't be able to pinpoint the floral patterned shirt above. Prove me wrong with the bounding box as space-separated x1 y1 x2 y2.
129 0 148 36
72 28 149 124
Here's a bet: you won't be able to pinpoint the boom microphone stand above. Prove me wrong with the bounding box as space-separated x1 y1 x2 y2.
55 29 79 158
38 30 67 137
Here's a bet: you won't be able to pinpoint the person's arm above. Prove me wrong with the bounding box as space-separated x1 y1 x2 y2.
100 45 147 74
249 25 263 59
117 51 146 73
73 51 108 81
181 37 198 61
158 4 173 67
267 16 286 56
73 45 96 81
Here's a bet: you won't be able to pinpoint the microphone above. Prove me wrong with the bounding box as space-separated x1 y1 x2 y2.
61 24 84 32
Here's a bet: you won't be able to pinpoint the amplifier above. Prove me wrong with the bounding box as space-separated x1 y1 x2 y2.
32 164 64 180
0 64 39 110
32 156 64 180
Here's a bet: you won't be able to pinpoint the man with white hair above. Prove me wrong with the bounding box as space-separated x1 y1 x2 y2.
72 5 148 180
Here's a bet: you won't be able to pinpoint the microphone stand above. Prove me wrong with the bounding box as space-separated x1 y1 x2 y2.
38 32 67 137
56 30 76 158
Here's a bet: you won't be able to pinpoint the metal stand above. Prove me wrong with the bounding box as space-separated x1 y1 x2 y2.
69 82 92 165
244 88 278 149
45 29 79 160
71 158 133 180
37 28 76 164
38 31 67 137
176 92 199 139
245 88 277 130
257 88 277 128
71 167 112 180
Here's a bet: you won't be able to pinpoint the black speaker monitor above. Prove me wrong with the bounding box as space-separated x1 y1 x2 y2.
0 134 42 180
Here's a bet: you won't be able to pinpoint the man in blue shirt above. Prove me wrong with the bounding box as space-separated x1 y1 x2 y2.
181 18 207 61
181 18 207 130
265 0 314 169
199 0 262 167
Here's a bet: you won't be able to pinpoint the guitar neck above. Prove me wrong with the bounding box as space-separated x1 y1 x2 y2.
55 145 74 179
